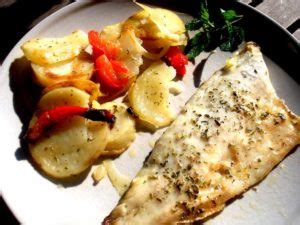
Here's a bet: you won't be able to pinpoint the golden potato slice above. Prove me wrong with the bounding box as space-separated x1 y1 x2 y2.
29 87 109 178
128 61 176 129
100 22 123 41
42 79 102 104
119 30 145 76
38 87 89 111
92 164 107 183
142 46 170 60
21 30 89 65
93 101 136 156
136 4 185 35
31 52 94 87
126 4 187 46
99 5 187 65
119 29 145 55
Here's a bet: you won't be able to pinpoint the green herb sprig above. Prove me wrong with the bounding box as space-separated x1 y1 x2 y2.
185 0 245 60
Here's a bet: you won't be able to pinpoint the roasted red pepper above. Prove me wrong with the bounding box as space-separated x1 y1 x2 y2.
110 60 129 75
88 30 120 60
27 106 115 143
95 55 129 90
88 30 129 93
164 46 188 76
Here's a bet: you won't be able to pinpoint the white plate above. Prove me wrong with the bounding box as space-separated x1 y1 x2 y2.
0 1 299 224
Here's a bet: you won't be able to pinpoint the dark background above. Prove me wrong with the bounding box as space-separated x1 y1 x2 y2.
0 0 72 63
0 1 72 223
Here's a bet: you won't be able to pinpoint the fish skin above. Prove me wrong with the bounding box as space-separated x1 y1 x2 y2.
103 42 300 225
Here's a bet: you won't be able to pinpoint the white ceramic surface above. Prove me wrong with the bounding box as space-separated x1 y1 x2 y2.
0 1 299 225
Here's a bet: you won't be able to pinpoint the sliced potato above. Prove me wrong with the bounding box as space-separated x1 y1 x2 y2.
99 5 187 73
128 61 176 129
43 79 102 104
168 81 184 95
119 29 145 76
29 87 109 178
22 30 89 65
31 52 94 87
136 3 186 38
93 101 136 155
119 29 146 55
125 4 187 47
100 22 123 41
92 164 107 183
142 45 170 60
38 87 90 111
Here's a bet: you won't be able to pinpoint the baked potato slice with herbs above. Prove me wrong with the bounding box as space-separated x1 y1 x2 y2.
124 3 187 47
128 61 176 130
29 87 109 178
21 30 89 65
93 101 136 156
31 52 94 87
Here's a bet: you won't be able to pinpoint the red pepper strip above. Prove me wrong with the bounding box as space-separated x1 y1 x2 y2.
27 106 115 143
164 46 188 76
110 60 129 75
88 30 120 60
174 63 186 76
95 55 128 90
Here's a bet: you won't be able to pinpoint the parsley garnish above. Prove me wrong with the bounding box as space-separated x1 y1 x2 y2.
185 0 245 60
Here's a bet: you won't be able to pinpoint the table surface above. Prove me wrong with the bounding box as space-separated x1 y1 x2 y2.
0 0 299 224
241 0 300 40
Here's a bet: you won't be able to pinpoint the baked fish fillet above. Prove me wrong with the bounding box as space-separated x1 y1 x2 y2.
103 42 300 225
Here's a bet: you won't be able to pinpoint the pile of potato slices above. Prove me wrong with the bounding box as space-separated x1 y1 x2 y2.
21 3 188 178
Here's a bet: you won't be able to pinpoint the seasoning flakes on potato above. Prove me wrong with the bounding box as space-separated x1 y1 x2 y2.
22 3 188 181
93 101 136 156
128 61 176 129
125 3 187 47
31 52 94 87
21 30 89 65
29 87 109 178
